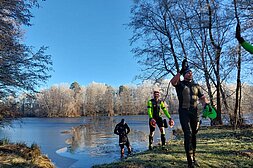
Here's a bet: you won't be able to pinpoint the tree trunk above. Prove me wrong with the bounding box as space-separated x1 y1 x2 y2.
206 0 223 125
215 50 223 125
233 47 242 129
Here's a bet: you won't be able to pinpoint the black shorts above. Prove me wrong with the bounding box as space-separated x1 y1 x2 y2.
149 117 164 132
119 135 130 148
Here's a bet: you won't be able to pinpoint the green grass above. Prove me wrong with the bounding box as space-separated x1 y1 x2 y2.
93 125 253 168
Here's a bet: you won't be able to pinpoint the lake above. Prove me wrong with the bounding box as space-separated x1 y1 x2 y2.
0 114 252 168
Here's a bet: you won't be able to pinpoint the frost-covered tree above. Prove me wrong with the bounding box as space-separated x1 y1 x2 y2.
0 0 52 124
0 0 52 97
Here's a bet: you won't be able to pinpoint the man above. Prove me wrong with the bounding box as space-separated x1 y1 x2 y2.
147 90 174 150
170 59 209 168
114 119 131 157
236 23 253 54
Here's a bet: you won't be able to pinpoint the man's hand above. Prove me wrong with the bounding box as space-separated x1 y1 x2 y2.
236 23 245 43
150 118 156 127
168 118 174 128
179 59 188 75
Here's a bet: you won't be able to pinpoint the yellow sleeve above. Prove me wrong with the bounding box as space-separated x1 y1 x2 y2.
147 100 153 118
161 101 171 119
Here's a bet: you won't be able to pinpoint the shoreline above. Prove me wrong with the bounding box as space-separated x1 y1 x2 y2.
0 141 55 168
92 125 253 168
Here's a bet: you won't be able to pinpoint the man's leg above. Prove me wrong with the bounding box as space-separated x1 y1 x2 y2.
179 111 193 167
119 144 124 158
149 119 155 150
190 113 200 167
149 133 154 150
126 140 132 154
158 117 166 146
161 132 166 146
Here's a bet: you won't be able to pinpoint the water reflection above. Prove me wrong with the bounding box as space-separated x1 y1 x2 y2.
66 116 149 155
69 117 116 153
56 116 153 167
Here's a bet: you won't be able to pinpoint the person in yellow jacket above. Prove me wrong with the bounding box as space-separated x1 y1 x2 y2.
147 90 174 150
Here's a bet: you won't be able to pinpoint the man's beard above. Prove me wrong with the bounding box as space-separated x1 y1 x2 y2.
185 76 192 81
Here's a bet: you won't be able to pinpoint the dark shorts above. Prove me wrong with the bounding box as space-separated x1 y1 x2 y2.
119 135 130 148
149 117 164 132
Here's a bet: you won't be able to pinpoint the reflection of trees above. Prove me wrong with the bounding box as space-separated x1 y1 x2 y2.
68 116 150 153
70 116 115 152
129 130 147 142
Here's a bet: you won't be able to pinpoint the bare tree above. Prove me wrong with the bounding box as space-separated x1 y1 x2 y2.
102 85 115 116
231 0 253 128
70 81 83 116
17 81 253 122
84 82 108 116
128 0 253 125
0 0 52 98
0 0 52 124
118 85 134 115
34 84 77 117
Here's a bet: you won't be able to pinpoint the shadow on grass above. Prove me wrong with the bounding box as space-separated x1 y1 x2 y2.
93 145 188 168
197 126 253 141
92 126 253 168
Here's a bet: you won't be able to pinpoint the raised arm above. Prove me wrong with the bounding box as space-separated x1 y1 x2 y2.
241 41 253 54
236 23 253 54
171 59 188 86
170 72 181 86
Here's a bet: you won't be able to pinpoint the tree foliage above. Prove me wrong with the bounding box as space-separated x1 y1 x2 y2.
11 81 253 127
0 0 52 125
0 0 52 98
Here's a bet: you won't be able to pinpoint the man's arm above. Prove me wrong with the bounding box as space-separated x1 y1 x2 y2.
170 72 181 86
114 125 119 135
147 100 153 118
126 124 130 134
161 101 171 119
241 41 253 54
236 23 253 54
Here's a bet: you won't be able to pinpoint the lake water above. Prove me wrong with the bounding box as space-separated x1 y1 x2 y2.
0 114 252 168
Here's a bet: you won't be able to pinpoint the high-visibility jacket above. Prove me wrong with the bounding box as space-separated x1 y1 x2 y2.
147 99 171 119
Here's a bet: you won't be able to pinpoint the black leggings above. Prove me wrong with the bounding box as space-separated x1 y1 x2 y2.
179 109 198 154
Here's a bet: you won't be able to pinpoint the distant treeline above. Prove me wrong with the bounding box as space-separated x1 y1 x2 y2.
1 81 253 119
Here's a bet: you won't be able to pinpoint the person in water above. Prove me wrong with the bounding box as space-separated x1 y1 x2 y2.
147 90 174 150
114 119 131 157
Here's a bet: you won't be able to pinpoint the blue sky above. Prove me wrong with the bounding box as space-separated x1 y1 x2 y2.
25 0 140 88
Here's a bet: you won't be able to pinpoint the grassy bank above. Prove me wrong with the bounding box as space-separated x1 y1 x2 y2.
93 125 253 168
0 139 55 168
